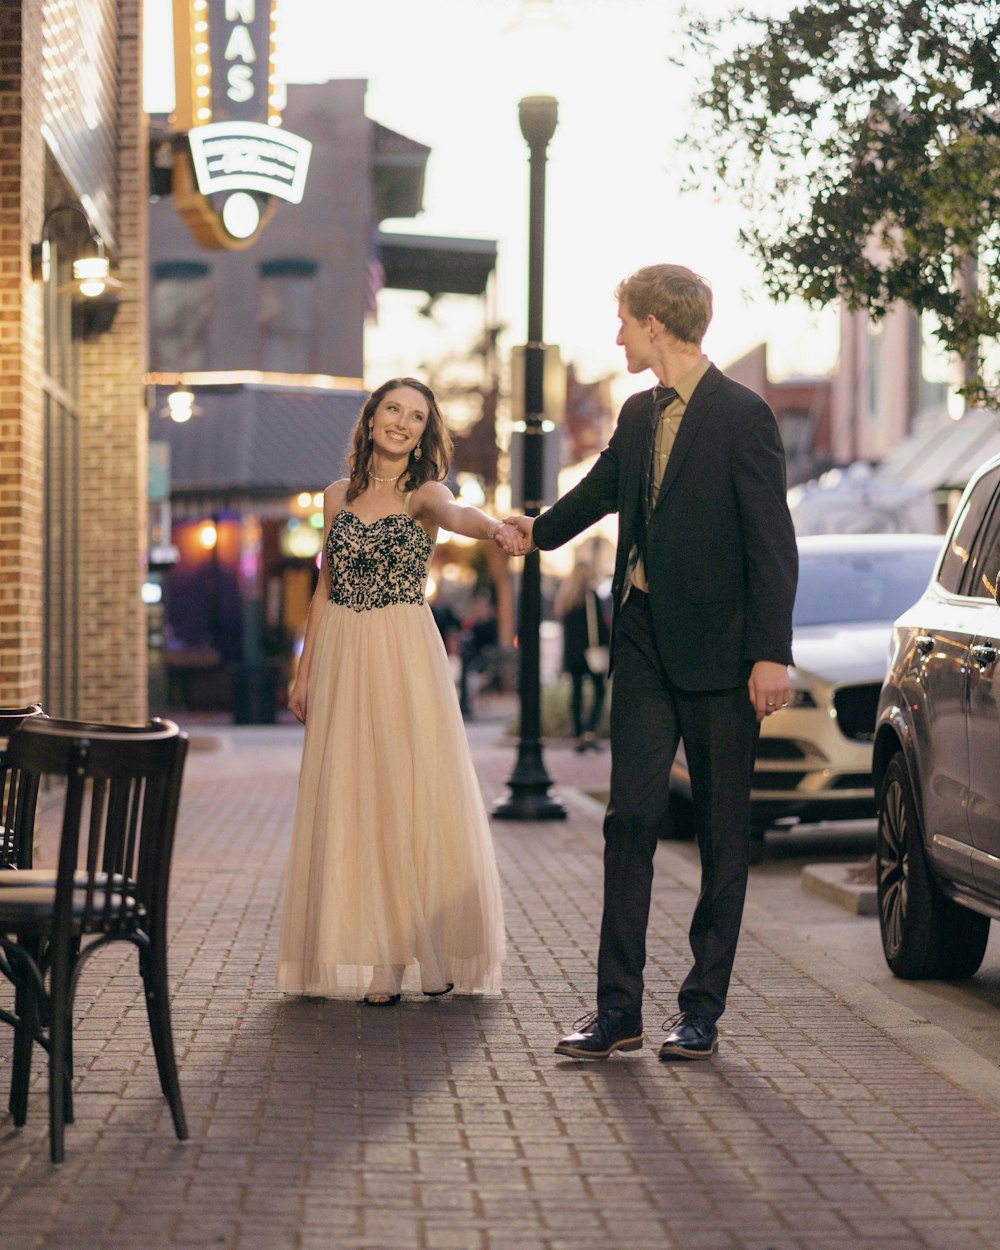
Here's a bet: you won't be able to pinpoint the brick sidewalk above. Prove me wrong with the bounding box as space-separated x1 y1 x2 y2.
2 715 1000 1249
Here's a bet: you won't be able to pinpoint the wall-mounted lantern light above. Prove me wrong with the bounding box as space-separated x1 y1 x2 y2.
30 202 123 338
161 379 202 424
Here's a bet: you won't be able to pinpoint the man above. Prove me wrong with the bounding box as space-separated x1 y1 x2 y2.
506 264 797 1061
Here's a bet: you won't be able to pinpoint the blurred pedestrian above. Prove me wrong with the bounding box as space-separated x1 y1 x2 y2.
459 590 499 718
277 378 527 1004
554 559 609 752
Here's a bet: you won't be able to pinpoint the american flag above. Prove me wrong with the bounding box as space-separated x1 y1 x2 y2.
366 232 385 324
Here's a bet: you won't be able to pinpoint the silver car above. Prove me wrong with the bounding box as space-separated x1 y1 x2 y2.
875 455 1000 979
669 533 942 860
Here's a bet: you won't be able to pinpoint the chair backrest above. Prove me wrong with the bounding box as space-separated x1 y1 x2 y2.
5 718 188 940
0 704 46 868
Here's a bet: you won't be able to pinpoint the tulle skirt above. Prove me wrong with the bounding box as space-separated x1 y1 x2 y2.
276 599 505 997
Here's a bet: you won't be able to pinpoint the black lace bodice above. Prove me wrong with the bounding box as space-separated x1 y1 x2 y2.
326 508 433 612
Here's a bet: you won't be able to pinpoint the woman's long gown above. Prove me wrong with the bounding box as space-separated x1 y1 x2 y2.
276 506 506 997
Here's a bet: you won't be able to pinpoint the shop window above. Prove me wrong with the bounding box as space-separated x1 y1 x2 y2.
777 408 815 461
151 261 211 371
258 259 317 374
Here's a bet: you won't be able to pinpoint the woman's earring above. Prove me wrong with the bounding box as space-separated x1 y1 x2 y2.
413 443 422 461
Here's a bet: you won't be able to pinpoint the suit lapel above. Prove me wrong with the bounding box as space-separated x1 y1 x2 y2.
654 366 720 508
626 389 656 522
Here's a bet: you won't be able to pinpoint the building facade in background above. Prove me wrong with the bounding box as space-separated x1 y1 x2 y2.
0 0 148 722
725 344 833 488
831 304 951 467
146 80 501 716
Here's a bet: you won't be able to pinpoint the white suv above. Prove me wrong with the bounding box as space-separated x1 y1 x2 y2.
670 533 941 860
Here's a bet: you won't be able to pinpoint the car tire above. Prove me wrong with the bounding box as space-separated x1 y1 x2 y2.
663 791 697 841
876 754 990 980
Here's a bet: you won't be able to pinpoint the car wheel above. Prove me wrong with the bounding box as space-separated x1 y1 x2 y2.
663 791 697 841
876 754 989 980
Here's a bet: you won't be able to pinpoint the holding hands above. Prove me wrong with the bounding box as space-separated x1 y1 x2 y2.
492 519 534 556
501 515 537 553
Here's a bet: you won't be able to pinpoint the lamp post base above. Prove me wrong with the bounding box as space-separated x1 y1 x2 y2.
493 741 567 821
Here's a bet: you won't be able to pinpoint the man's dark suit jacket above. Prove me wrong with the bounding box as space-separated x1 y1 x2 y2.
533 364 797 692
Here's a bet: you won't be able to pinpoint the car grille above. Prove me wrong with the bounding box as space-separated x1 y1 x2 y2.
833 683 881 742
828 773 872 791
752 770 807 791
755 739 808 761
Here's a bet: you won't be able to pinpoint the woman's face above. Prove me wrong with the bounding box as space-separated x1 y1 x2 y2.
369 386 430 459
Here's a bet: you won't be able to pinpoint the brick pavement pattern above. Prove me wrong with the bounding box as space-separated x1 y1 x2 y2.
2 713 1000 1249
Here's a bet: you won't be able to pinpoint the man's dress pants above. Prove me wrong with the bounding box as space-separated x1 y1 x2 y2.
598 589 760 1022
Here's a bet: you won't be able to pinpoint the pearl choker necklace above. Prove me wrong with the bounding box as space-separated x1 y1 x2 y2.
369 470 402 484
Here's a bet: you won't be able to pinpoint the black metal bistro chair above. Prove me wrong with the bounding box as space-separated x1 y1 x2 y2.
0 704 46 1083
0 717 189 1163
0 704 45 871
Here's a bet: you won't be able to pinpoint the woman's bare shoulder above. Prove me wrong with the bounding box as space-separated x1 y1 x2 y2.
325 479 349 505
409 479 452 509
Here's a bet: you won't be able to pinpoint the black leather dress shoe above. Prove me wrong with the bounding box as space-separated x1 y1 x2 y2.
658 1013 718 1060
555 1009 643 1059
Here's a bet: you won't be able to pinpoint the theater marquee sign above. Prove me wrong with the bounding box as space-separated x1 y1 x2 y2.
170 0 312 248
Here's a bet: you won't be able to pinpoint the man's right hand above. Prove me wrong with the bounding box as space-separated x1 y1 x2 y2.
503 515 537 552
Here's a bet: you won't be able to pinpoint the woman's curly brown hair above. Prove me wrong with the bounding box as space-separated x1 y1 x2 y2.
345 377 454 503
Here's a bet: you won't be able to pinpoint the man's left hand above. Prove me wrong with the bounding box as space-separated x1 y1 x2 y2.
748 661 791 723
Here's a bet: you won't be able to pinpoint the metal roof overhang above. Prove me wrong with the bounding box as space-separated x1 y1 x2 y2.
876 409 1000 493
372 122 430 220
376 231 497 297
149 382 365 503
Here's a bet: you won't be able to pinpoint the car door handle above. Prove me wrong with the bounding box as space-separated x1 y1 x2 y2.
915 635 934 655
971 644 998 667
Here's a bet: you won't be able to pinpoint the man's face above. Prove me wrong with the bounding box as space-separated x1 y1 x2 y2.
615 301 653 374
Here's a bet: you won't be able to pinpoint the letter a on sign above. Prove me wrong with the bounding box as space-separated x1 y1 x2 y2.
224 25 256 63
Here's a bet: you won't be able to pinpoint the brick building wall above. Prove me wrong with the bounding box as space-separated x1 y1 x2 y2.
0 0 147 722
0 0 45 706
76 0 148 722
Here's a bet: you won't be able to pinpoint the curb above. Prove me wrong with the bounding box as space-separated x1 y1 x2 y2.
801 861 878 915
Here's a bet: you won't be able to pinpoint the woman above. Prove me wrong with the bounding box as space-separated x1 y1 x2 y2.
554 559 609 753
277 378 523 1004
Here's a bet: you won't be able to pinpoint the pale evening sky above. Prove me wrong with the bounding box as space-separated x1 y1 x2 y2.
144 0 839 404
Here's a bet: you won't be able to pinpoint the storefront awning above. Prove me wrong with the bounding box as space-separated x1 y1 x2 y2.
372 123 430 220
377 231 497 297
876 408 1000 494
150 383 365 500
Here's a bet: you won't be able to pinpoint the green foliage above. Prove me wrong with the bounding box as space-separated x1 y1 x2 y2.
682 0 1000 403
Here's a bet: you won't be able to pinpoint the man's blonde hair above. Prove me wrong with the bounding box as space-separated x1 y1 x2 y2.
615 264 713 345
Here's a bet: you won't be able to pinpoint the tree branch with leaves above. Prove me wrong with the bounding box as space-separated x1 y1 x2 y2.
681 0 1000 403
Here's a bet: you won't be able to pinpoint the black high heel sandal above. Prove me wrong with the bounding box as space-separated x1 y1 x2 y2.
422 983 455 998
363 993 401 1006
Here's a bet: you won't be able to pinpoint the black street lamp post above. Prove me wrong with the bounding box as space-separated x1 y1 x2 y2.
494 95 566 822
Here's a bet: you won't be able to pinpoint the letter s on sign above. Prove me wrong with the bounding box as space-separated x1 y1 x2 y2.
227 64 254 103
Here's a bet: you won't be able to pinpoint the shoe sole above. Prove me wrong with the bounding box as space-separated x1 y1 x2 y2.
554 1036 643 1060
658 1042 718 1061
